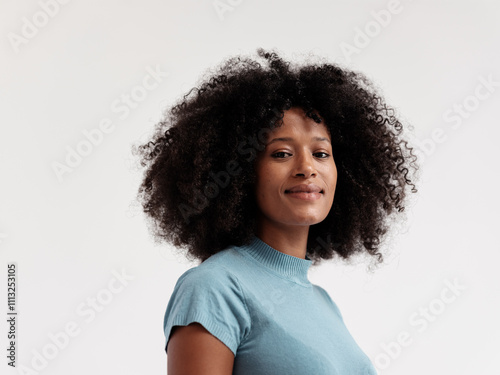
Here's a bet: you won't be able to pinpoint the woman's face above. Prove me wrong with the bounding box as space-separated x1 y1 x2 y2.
254 107 337 231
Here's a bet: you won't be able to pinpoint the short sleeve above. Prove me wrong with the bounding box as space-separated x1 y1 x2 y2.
163 265 251 356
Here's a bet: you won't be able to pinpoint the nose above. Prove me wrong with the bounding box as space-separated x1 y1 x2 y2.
293 151 317 178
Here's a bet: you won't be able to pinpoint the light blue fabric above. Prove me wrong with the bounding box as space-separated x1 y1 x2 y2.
163 234 378 374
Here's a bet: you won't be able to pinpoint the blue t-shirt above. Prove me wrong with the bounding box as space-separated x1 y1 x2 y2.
163 234 378 374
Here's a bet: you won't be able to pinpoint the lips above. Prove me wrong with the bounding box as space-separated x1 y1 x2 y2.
285 184 323 194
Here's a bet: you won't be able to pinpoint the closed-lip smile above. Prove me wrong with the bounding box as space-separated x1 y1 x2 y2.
285 184 323 194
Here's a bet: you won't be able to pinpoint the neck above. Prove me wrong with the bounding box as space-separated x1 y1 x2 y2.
254 215 310 259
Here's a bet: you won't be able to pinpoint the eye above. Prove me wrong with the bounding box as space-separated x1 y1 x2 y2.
271 151 292 158
314 152 330 158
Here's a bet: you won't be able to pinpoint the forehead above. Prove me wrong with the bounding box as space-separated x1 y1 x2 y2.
267 108 331 139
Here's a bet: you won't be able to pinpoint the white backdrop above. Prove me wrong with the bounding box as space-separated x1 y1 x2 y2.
1 0 499 374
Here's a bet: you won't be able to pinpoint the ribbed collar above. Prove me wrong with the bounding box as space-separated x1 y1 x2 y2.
238 234 313 286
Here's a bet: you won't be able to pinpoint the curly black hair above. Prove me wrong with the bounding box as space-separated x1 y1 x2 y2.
132 48 419 266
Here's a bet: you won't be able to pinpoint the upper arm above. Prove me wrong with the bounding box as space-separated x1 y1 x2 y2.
167 322 235 375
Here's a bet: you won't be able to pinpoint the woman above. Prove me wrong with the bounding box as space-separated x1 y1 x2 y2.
134 49 419 374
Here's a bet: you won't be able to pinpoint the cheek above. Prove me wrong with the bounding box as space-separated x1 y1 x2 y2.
329 161 338 184
254 180 276 217
254 167 269 199
255 177 278 200
323 164 338 198
320 159 335 175
330 170 338 189
255 163 278 195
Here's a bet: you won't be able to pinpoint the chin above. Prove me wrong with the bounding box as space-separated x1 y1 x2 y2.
286 214 326 226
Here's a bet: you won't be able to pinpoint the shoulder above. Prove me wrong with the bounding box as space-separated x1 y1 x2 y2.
168 246 253 312
164 246 252 355
312 284 344 320
176 246 247 289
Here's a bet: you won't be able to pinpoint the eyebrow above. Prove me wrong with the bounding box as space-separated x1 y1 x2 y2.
266 136 331 146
